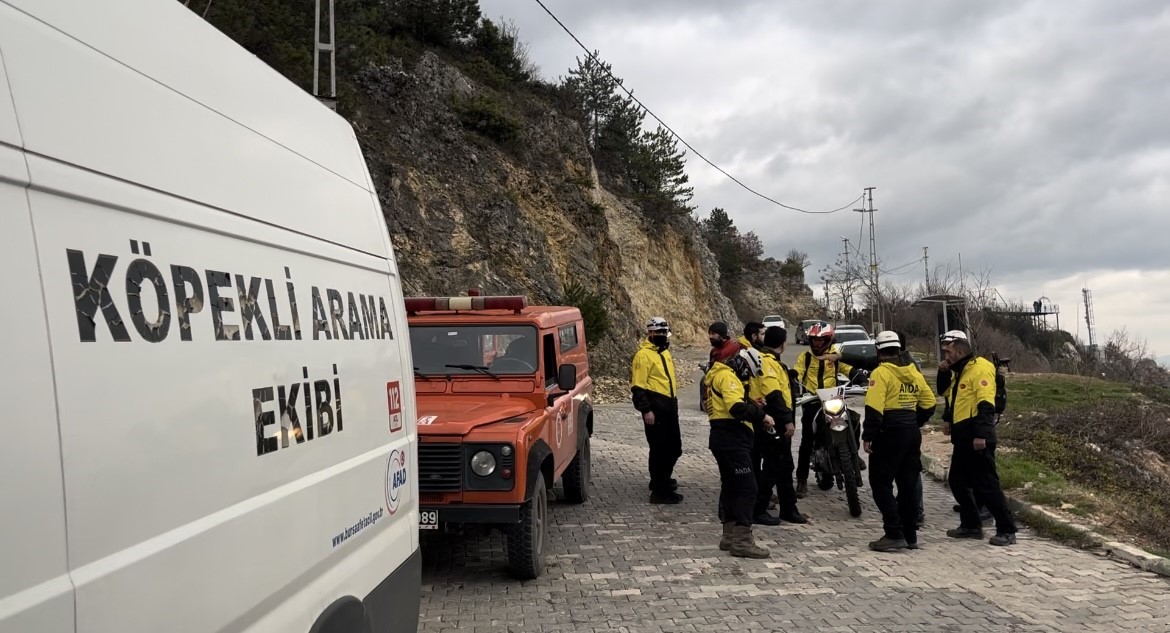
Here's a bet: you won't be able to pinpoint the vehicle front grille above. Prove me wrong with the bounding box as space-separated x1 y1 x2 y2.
418 443 463 492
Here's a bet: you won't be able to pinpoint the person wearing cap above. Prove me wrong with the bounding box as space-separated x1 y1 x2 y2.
749 325 809 525
708 321 741 365
631 317 683 504
938 330 1018 546
794 322 868 497
862 332 937 551
706 347 775 558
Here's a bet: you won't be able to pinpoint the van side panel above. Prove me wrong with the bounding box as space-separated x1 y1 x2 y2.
0 3 387 257
0 151 74 632
24 161 415 632
0 41 21 146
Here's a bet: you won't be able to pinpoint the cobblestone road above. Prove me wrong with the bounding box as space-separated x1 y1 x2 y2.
419 402 1170 632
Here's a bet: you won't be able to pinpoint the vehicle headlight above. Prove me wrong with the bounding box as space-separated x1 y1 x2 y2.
823 399 846 416
470 450 497 477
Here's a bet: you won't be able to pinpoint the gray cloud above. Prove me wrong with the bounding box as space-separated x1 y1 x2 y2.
479 0 1170 353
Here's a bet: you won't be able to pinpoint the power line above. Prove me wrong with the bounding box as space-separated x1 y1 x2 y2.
532 0 863 216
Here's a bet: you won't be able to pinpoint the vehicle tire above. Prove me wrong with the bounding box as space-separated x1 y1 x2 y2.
506 475 548 580
562 437 591 504
816 471 834 491
839 443 862 517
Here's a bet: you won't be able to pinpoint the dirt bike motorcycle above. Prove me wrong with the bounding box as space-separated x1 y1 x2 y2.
794 377 868 517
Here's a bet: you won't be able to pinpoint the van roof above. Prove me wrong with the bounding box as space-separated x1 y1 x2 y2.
5 0 388 256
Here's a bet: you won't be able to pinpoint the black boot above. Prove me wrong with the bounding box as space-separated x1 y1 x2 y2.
753 512 781 526
779 508 809 524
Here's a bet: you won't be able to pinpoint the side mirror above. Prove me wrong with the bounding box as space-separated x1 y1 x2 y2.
556 363 577 392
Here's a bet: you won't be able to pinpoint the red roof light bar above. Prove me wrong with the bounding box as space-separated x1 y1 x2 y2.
405 295 528 314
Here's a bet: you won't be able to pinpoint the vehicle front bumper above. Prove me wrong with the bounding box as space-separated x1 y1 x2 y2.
421 504 522 525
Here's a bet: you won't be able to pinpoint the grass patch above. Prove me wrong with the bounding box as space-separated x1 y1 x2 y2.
1008 500 1102 550
1008 374 1132 412
997 452 1100 516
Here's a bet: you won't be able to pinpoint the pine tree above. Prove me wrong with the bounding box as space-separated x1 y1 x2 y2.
562 52 623 148
631 126 693 213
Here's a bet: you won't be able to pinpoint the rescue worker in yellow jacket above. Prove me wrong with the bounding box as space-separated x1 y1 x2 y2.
862 331 936 551
794 323 868 497
749 326 808 526
631 317 682 504
705 348 774 558
938 330 1018 546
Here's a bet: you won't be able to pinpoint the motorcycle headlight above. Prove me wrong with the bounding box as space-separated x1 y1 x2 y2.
823 399 846 416
470 450 497 477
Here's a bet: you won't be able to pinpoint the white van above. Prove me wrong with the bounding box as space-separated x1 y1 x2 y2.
0 2 420 632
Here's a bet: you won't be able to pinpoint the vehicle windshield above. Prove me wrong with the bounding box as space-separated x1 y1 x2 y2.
410 325 539 375
763 315 783 322
834 330 871 343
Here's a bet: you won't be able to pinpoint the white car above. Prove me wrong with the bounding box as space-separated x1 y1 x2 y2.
762 314 787 331
836 324 871 339
0 2 420 631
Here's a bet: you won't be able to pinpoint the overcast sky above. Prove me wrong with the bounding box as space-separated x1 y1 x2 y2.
480 0 1170 363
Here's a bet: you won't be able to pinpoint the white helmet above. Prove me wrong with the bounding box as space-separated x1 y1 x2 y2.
736 347 764 378
875 330 901 350
646 316 671 336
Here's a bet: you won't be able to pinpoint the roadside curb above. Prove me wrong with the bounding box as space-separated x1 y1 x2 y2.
919 453 1170 579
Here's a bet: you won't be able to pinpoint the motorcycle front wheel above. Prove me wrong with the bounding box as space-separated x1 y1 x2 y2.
838 442 862 517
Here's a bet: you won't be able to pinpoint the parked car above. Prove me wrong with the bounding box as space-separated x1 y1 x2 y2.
836 324 871 338
834 329 873 344
762 314 786 331
407 294 593 579
795 319 828 344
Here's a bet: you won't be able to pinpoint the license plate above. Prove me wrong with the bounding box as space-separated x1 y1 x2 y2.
419 510 439 530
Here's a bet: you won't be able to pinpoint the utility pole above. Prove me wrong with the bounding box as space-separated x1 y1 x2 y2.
840 236 852 318
854 187 879 332
313 0 337 110
1083 287 1097 352
922 246 930 288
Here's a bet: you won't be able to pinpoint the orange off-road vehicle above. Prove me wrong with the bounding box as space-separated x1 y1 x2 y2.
406 294 594 579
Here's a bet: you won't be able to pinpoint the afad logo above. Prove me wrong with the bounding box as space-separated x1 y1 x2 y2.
385 449 408 515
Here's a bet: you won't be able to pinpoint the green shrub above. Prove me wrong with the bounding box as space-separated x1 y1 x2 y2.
451 94 520 144
563 282 610 341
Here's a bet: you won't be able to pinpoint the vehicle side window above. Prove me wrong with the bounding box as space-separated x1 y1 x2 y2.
558 324 579 352
543 333 557 388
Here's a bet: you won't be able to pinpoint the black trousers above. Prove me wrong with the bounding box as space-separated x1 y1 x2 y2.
710 421 757 526
868 425 922 542
796 404 819 482
754 432 798 515
643 402 682 493
949 434 1017 533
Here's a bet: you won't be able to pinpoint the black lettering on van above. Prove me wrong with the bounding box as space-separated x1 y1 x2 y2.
311 287 331 340
303 367 314 440
333 363 343 432
235 275 272 341
360 295 376 339
254 386 277 455
315 379 334 436
327 289 349 340
170 264 204 342
67 249 131 343
206 270 239 341
379 297 393 340
266 279 291 341
277 382 305 447
285 268 302 340
347 292 365 340
125 258 171 343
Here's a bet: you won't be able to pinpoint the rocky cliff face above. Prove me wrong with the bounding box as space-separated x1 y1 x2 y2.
347 52 807 375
